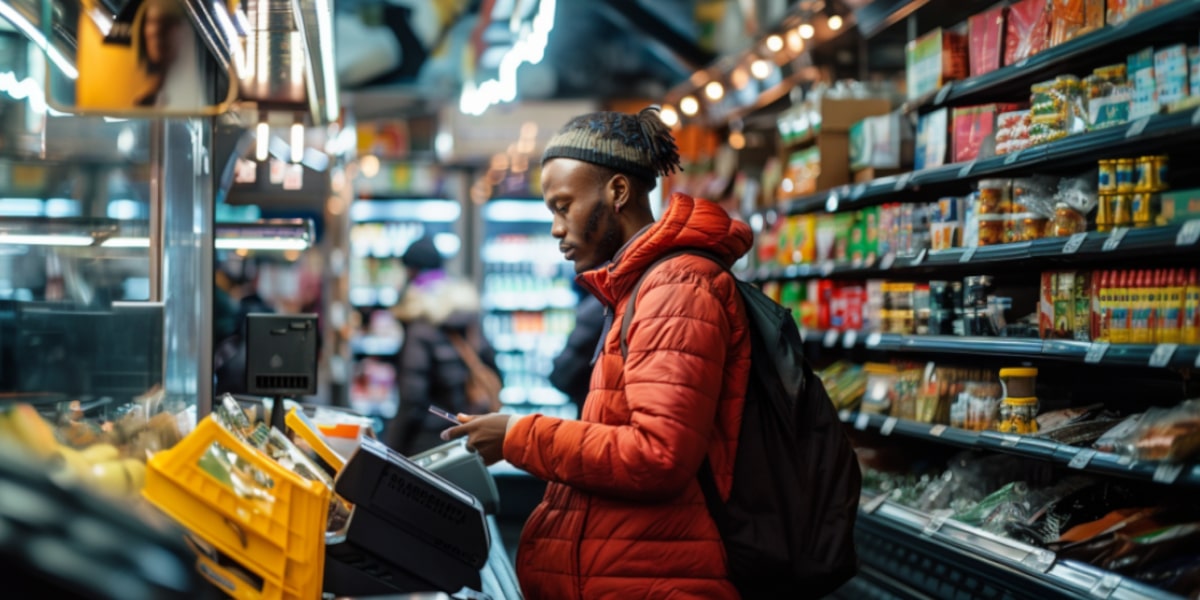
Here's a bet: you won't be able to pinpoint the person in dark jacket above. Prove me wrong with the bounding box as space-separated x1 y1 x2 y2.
384 235 502 456
548 289 604 407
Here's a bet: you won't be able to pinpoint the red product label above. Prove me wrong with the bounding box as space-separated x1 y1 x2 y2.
1005 0 1050 66
969 7 1006 77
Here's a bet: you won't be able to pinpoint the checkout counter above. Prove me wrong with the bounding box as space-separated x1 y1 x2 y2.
140 397 523 600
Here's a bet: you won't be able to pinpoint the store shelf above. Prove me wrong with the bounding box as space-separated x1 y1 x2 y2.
769 108 1200 217
806 328 1200 369
929 0 1200 110
857 498 1180 600
841 411 1200 487
350 334 402 357
747 221 1200 282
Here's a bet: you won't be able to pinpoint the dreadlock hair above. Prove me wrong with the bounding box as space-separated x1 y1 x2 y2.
541 106 682 191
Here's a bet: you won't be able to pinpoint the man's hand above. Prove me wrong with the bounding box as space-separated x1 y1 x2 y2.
441 413 512 465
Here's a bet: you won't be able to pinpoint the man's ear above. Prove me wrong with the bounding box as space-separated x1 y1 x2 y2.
607 173 630 211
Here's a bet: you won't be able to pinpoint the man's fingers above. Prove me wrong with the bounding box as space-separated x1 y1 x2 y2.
441 424 468 441
456 413 475 423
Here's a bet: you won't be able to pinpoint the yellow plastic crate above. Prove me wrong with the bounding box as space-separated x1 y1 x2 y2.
143 416 329 600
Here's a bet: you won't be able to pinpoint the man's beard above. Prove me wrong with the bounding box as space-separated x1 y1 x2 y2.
585 199 623 265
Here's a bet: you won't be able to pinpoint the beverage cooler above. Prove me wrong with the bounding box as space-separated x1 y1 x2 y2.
480 199 579 419
346 199 463 425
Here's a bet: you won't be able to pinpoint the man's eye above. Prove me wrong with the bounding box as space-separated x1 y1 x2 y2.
556 205 568 214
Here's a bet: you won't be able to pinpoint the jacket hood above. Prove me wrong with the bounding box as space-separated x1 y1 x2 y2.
579 193 753 307
392 275 481 327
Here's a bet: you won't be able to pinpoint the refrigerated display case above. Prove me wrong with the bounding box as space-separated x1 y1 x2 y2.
346 198 463 422
481 198 578 418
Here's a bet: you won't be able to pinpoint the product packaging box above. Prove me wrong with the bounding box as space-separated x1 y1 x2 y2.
1073 271 1093 341
915 108 949 170
969 7 1006 77
951 103 1023 162
781 98 892 196
1128 47 1158 118
1158 188 1200 225
1050 0 1104 46
1005 0 1051 65
849 112 914 172
995 109 1032 155
1040 272 1056 339
906 28 969 101
1155 44 1189 106
1106 0 1128 24
1190 47 1200 96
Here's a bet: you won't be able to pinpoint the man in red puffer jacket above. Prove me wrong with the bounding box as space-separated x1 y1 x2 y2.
445 106 752 599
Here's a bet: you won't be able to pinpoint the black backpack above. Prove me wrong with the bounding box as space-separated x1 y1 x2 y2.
619 249 861 599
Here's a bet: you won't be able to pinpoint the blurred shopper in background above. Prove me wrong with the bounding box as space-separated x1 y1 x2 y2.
213 256 275 397
548 287 604 408
385 235 502 455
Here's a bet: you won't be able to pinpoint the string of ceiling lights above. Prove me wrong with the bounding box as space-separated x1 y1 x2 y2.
658 1 848 131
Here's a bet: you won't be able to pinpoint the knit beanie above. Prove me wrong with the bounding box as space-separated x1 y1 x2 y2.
401 235 443 271
541 106 682 181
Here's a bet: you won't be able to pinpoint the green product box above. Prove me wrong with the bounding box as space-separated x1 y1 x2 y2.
1159 188 1200 225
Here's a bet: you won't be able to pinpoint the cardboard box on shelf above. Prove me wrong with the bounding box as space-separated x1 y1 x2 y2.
778 98 891 199
906 28 969 101
1129 47 1158 119
969 6 1007 77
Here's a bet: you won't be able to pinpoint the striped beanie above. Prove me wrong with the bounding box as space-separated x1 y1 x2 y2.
541 106 682 182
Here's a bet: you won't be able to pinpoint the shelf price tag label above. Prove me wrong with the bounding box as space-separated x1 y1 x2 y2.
1192 106 1200 126
912 248 928 266
866 332 883 348
838 409 852 423
1150 343 1179 368
1153 462 1185 485
1126 116 1150 139
1177 220 1200 246
957 160 976 179
892 174 910 192
1195 351 1200 369
1085 342 1111 364
863 493 889 514
1090 574 1122 599
929 424 948 437
824 330 839 348
879 253 896 270
842 330 858 349
923 513 949 536
1102 227 1128 251
1000 434 1021 448
825 194 840 213
1004 150 1022 166
880 417 898 436
1062 232 1088 254
854 413 871 431
1069 449 1098 469
820 261 836 276
934 83 953 105
959 246 977 263
851 184 867 200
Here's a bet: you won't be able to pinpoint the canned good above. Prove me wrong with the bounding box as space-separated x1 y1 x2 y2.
1152 155 1168 191
1098 159 1117 193
1112 193 1133 227
963 275 994 309
1136 156 1166 192
1135 157 1153 191
1096 193 1114 231
1132 192 1157 225
1116 158 1136 192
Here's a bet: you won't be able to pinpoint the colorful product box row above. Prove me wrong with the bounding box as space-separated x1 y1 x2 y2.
1039 269 1200 344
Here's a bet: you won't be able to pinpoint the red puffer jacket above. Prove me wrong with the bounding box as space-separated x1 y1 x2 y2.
502 194 753 599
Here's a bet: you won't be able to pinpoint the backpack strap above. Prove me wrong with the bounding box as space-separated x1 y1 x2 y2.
618 248 728 360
